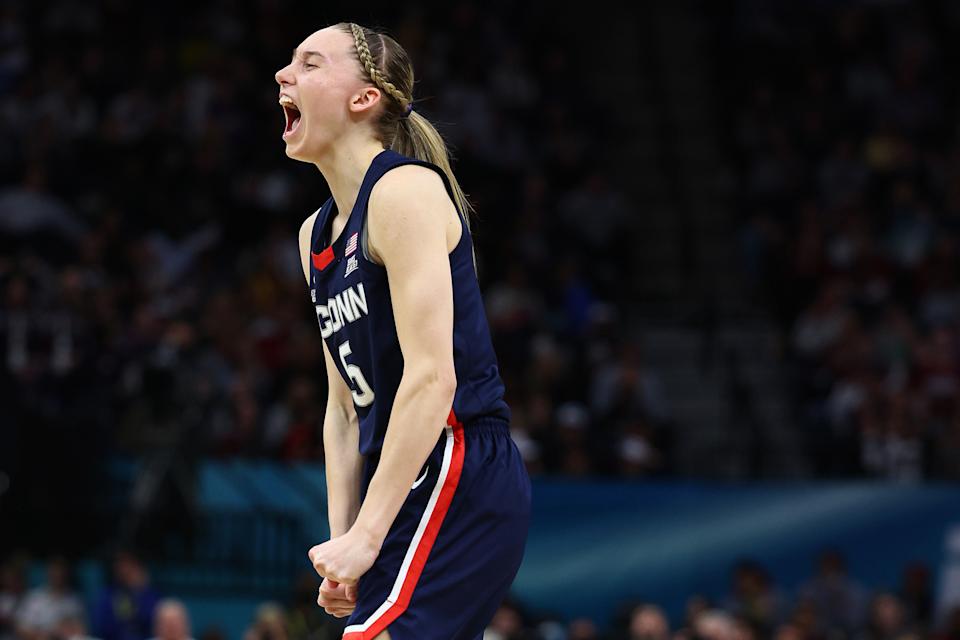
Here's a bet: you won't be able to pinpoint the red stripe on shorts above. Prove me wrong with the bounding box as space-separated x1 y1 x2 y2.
342 409 465 639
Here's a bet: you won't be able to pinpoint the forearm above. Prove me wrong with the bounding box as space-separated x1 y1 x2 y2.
323 402 363 537
352 369 456 546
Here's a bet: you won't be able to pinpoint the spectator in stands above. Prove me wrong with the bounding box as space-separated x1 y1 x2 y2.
693 610 737 640
15 557 84 640
798 549 867 634
92 551 160 640
0 558 26 640
859 592 911 640
148 600 193 640
483 600 532 640
262 376 322 461
243 603 287 640
616 416 664 477
729 0 960 480
772 624 803 640
722 560 785 637
554 401 593 476
590 340 669 428
566 618 599 640
784 597 822 640
628 604 670 640
56 613 100 640
668 595 712 640
686 595 711 624
732 616 759 640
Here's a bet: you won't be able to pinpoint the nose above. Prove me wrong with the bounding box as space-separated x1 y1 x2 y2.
275 62 294 86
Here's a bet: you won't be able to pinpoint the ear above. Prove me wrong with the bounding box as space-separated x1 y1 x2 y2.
349 86 382 114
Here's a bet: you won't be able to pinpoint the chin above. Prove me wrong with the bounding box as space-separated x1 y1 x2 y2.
284 143 313 163
285 136 330 163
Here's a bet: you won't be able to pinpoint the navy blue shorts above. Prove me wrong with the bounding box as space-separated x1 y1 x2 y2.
342 414 531 640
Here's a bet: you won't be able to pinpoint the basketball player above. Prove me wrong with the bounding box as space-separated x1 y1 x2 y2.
275 23 531 640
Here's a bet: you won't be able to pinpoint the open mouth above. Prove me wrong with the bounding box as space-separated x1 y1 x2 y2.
280 99 301 138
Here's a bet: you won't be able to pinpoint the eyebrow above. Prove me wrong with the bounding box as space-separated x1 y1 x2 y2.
291 48 326 62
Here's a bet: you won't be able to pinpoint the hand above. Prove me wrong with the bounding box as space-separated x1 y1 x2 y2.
317 577 356 618
308 527 381 591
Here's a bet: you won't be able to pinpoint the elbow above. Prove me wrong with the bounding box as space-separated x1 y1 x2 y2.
430 365 458 402
408 363 457 402
438 366 458 400
325 390 358 428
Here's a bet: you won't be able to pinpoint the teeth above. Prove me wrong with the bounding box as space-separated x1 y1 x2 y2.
279 96 296 107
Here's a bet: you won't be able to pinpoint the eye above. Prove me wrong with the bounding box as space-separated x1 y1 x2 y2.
302 62 317 70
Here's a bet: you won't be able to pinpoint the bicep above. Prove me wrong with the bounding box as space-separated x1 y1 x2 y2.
388 235 455 374
369 167 456 380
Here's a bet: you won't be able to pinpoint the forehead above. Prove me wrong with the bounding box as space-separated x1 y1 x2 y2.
296 27 354 61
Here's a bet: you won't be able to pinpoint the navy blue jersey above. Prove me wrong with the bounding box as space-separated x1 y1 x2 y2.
308 149 510 456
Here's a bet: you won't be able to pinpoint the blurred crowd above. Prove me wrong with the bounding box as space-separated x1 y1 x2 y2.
0 551 346 640
4 550 957 640
0 0 668 520
6 1 960 639
478 552 956 640
728 0 960 480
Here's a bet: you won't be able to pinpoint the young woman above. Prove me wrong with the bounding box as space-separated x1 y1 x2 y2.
275 23 531 640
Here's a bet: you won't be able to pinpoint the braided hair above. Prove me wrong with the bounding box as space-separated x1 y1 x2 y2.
348 23 412 116
337 22 475 230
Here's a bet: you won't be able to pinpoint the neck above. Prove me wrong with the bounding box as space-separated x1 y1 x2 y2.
314 134 386 219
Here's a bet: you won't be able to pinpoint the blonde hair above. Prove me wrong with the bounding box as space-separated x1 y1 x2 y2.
339 22 474 228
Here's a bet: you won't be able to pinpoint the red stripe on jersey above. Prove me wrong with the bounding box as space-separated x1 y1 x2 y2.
312 246 334 271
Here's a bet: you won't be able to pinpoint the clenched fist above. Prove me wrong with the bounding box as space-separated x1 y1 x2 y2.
317 577 357 618
308 526 381 612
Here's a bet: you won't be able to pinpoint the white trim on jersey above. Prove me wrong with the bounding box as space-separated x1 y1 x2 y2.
343 425 456 635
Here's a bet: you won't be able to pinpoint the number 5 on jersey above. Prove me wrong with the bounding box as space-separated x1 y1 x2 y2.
338 340 375 407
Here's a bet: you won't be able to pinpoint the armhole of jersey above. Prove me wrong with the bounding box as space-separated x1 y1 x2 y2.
310 200 330 254
309 199 336 278
359 161 468 269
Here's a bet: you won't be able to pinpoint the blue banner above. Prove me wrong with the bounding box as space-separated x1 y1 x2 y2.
513 480 960 626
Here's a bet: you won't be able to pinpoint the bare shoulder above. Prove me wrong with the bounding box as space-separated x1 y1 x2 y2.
298 210 320 285
367 165 454 263
369 164 447 209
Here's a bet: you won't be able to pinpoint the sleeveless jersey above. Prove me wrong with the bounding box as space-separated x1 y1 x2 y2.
307 149 511 456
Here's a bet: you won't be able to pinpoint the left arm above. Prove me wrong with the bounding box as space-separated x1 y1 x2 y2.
355 165 459 540
309 165 459 587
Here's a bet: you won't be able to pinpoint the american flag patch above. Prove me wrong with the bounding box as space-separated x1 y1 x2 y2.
345 232 358 256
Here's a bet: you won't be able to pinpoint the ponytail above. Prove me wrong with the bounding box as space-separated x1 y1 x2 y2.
340 22 475 233
394 112 474 227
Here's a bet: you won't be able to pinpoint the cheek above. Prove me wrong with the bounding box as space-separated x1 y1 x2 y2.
306 97 341 124
304 75 355 122
299 81 329 115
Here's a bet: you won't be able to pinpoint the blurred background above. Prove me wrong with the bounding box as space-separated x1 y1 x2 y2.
2 0 960 638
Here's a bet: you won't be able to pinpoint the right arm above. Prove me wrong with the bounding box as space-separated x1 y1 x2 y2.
298 214 363 537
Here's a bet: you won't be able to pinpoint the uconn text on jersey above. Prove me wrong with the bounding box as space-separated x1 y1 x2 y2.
311 283 368 339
